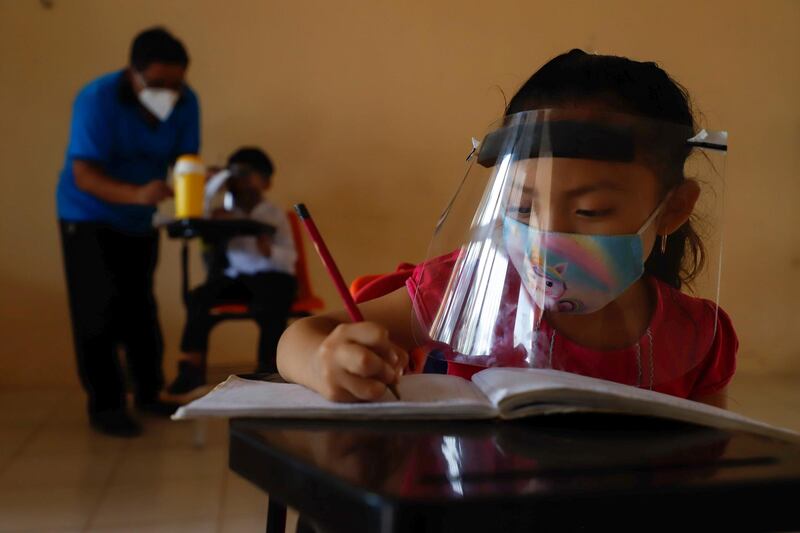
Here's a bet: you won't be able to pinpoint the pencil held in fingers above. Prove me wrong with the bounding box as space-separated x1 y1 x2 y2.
387 346 408 400
295 203 404 400
332 324 403 400
387 384 401 401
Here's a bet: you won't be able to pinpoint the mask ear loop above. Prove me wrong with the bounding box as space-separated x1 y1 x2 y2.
636 191 672 236
637 191 674 256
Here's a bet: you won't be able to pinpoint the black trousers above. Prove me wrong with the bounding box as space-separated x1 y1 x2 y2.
59 221 165 415
179 272 297 373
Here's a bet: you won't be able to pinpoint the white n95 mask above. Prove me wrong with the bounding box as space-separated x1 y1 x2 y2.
135 72 179 121
138 87 179 121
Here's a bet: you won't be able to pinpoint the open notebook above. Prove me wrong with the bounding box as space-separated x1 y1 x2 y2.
173 368 799 442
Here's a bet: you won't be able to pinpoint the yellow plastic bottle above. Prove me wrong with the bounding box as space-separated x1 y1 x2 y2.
174 154 205 219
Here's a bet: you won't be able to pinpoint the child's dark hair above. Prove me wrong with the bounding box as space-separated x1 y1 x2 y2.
507 49 704 290
228 147 274 180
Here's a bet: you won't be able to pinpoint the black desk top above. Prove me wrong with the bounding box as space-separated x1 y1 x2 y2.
165 218 275 241
229 416 800 532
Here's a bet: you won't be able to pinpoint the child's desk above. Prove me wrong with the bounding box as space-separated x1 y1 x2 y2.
228 414 800 533
163 218 275 303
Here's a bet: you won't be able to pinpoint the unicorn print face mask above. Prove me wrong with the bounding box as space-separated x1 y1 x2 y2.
503 199 667 314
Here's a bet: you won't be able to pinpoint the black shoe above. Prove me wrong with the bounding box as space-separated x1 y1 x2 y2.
135 399 181 417
167 360 207 395
90 409 142 438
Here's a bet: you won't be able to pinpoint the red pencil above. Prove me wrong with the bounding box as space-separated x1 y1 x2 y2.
294 203 401 400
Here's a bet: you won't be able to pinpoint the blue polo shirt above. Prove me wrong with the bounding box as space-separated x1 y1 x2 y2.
56 70 200 233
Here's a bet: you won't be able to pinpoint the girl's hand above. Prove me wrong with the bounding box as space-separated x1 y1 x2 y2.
311 322 409 402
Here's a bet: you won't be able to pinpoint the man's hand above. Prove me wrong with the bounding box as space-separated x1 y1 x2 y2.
134 180 173 205
73 160 173 206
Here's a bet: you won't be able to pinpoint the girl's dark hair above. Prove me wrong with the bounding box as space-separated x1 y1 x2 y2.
506 49 705 290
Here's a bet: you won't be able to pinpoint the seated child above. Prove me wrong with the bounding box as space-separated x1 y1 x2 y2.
165 147 297 400
276 49 737 408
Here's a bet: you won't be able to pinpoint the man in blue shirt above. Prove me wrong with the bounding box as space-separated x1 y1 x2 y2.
57 27 200 436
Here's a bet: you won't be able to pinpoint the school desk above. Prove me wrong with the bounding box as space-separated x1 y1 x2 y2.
164 218 275 304
228 414 800 533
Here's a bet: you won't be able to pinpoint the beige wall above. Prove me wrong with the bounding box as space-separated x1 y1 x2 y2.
0 0 798 387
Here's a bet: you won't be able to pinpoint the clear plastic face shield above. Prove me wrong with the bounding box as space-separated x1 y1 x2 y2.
412 108 727 389
204 163 262 213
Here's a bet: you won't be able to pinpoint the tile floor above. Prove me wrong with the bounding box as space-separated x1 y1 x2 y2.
0 371 797 532
0 384 299 533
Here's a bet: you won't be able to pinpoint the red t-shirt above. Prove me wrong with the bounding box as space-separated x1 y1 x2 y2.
397 252 737 400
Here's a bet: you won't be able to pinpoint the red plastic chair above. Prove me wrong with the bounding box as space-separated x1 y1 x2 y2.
286 210 325 316
207 210 324 319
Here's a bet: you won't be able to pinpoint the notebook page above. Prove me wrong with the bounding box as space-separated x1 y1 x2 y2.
472 368 641 407
471 368 800 442
174 374 495 420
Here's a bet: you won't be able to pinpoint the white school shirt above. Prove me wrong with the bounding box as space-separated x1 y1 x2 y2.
224 199 297 277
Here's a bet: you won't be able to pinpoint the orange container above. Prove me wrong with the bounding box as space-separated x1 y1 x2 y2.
174 154 205 218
